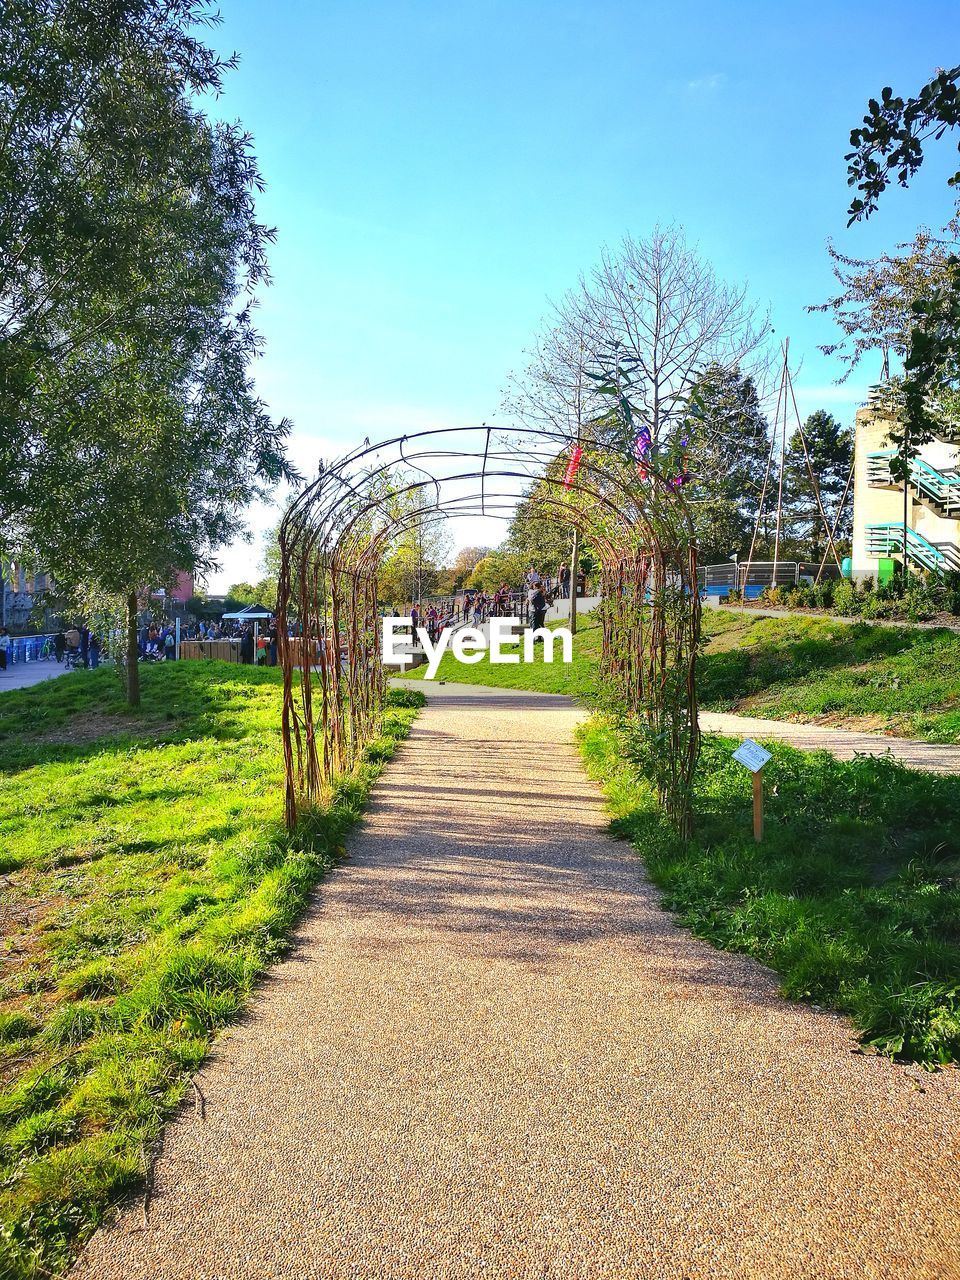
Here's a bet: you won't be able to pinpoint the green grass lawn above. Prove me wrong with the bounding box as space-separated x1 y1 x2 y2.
698 610 960 742
405 608 960 743
579 718 960 1067
0 663 423 1279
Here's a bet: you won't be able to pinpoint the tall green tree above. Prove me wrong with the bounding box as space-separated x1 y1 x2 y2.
0 1 295 704
782 411 854 560
680 364 772 563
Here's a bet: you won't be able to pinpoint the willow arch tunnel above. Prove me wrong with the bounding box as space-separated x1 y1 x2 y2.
277 426 701 837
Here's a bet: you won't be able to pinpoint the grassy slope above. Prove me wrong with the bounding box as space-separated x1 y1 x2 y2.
0 664 423 1279
700 610 960 742
406 609 960 743
579 719 960 1066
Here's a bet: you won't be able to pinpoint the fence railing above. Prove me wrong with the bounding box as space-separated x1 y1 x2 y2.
698 561 841 597
1 633 59 664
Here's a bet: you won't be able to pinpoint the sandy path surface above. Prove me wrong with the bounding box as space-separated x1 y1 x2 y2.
73 683 960 1280
701 709 960 773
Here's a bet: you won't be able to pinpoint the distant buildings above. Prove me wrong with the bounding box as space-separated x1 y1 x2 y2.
0 566 196 632
0 564 51 629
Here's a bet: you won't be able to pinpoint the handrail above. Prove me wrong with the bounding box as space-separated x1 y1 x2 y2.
867 451 960 488
866 523 947 569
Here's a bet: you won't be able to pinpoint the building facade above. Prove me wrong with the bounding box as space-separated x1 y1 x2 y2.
851 404 960 580
0 564 51 630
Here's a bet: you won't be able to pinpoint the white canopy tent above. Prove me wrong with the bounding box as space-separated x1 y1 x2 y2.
220 604 274 621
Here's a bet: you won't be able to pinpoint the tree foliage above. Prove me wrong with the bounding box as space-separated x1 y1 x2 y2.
810 227 958 378
680 364 772 563
846 67 960 224
782 411 854 559
0 0 295 702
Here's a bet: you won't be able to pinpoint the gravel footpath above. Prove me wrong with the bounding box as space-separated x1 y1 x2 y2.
701 710 960 774
72 683 960 1280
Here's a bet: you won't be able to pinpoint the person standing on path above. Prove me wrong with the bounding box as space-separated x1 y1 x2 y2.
0 627 9 671
240 626 254 665
558 563 569 598
54 630 65 663
530 585 548 635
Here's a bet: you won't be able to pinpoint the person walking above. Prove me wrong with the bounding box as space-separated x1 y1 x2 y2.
79 626 90 668
54 630 66 663
89 633 101 669
0 627 9 671
529 585 548 634
558 563 570 599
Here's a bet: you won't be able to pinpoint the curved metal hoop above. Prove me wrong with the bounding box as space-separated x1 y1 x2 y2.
277 425 701 836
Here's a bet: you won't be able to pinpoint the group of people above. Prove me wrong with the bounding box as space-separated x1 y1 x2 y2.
406 560 577 635
459 585 516 625
167 617 280 665
525 562 572 600
409 602 450 644
54 626 101 668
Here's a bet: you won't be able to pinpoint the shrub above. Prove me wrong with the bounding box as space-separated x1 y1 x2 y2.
832 578 858 616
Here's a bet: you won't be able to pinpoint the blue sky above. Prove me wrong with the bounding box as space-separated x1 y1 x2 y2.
206 0 959 588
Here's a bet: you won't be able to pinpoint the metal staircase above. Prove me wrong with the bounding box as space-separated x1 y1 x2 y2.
867 450 960 518
866 523 960 573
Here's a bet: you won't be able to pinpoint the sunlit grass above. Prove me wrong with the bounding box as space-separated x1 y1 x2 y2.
580 718 960 1067
0 664 423 1278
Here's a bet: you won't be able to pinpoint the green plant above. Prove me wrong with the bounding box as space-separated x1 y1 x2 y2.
0 665 422 1277
579 718 960 1067
832 578 858 615
0 1014 40 1044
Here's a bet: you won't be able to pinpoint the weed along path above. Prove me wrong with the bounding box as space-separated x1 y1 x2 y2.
73 683 960 1280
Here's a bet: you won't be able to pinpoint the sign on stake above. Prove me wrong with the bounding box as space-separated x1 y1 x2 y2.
732 739 771 843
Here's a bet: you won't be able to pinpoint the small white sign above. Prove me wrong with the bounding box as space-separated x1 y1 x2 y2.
732 738 772 773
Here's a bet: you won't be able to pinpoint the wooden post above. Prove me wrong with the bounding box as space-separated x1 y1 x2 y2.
752 768 764 843
569 527 579 636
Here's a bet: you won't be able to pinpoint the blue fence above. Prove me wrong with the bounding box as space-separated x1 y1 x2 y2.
3 634 58 663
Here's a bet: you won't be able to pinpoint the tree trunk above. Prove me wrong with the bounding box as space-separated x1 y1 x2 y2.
126 590 141 708
569 528 579 636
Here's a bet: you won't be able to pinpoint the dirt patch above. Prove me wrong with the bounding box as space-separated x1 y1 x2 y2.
33 713 165 747
735 699 906 736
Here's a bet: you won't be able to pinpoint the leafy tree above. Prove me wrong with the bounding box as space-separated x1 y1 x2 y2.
378 496 452 607
843 66 960 496
680 364 772 563
227 580 276 609
846 67 960 224
782 411 854 560
504 483 576 577
810 228 957 378
1 1 295 704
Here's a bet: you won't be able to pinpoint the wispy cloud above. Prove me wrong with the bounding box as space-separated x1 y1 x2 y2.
686 73 727 95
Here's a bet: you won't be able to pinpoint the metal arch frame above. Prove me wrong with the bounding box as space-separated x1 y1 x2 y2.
277 425 701 837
